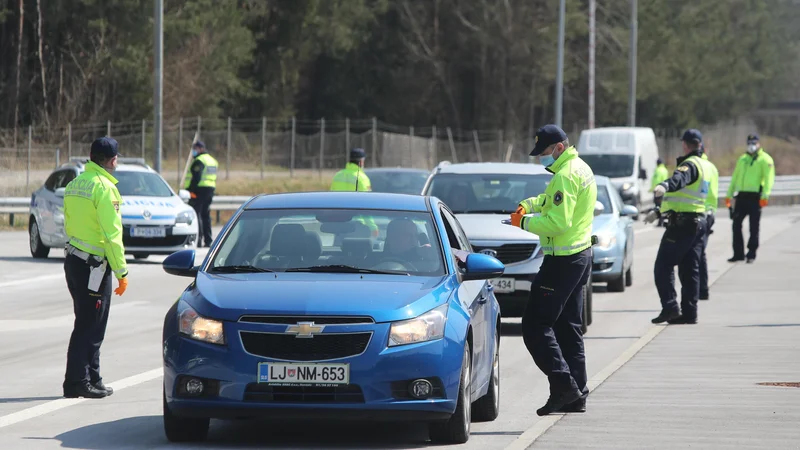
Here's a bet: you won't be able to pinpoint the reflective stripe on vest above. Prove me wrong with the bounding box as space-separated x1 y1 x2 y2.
661 155 709 214
184 153 218 188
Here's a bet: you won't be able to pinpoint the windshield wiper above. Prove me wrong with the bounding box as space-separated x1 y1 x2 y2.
285 264 408 275
211 265 274 273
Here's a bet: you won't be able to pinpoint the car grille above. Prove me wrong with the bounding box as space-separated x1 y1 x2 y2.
472 243 537 264
238 316 374 325
239 332 372 361
243 383 365 403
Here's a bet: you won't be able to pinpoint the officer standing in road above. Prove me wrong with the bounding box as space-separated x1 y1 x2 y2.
62 137 128 399
184 141 218 247
645 129 712 325
699 147 719 300
725 134 775 263
650 158 670 227
511 124 597 416
331 148 378 237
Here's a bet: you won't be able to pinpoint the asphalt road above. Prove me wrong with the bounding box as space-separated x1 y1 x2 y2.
0 206 797 449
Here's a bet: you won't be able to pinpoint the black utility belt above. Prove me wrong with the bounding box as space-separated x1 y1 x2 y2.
665 211 705 227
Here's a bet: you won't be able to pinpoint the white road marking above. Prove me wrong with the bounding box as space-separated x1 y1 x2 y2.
0 368 161 430
0 274 64 289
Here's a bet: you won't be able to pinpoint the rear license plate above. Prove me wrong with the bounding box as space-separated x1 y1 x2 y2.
258 362 350 386
491 278 515 293
131 227 166 238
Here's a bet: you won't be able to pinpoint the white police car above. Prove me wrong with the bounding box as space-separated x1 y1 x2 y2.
29 157 199 260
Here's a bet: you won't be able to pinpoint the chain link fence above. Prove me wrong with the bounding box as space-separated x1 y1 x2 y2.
0 116 758 196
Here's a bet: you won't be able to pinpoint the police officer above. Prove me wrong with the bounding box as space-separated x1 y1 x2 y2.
511 124 597 415
645 129 713 325
62 137 128 399
184 141 218 247
650 158 670 227
725 134 775 263
331 148 378 237
699 147 719 300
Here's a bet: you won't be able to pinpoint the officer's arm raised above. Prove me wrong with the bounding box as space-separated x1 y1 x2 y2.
522 174 574 237
662 161 699 192
95 187 128 279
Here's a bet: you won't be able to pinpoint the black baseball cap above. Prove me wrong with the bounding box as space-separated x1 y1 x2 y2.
90 137 120 158
350 148 366 159
193 140 206 149
530 124 568 156
680 129 703 144
747 134 759 144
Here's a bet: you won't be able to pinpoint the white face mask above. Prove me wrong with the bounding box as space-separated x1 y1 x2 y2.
747 144 758 154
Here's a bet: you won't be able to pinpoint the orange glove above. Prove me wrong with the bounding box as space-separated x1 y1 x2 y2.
190 192 197 199
724 198 731 208
114 277 128 296
760 199 768 208
510 212 523 227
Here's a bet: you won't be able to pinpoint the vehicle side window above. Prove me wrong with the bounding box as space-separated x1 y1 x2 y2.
59 170 76 188
44 171 63 191
438 208 464 251
609 185 624 214
447 211 473 252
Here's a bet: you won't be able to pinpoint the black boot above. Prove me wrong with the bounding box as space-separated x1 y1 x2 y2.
63 381 108 399
537 388 583 416
651 308 681 324
92 380 114 396
667 315 697 325
557 397 586 413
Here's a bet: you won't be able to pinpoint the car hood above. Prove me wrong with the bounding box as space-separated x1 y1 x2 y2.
454 213 540 242
120 195 191 221
186 272 452 323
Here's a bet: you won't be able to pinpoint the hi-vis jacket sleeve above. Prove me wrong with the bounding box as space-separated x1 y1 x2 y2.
762 154 775 199
518 194 547 214
522 173 574 237
95 187 128 279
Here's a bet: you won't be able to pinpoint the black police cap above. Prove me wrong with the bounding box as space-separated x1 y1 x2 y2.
680 129 703 144
90 137 120 158
350 148 366 159
530 124 568 156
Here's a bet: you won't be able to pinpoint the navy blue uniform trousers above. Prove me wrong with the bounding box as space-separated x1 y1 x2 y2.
699 213 715 298
654 216 706 320
63 253 112 387
732 193 761 260
522 248 591 395
189 187 215 246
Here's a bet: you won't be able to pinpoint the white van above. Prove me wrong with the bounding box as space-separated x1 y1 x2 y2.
576 127 660 216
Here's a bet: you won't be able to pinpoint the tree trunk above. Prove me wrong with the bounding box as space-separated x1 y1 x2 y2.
37 0 48 126
13 0 25 147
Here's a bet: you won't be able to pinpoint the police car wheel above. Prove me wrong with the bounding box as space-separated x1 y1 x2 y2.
28 219 50 259
472 331 500 422
163 390 209 442
429 344 471 444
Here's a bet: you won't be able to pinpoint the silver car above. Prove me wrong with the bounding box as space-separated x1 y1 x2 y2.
421 162 595 331
591 176 638 291
28 157 199 260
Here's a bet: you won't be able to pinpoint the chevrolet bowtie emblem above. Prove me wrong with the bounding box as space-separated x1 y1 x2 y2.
285 321 325 338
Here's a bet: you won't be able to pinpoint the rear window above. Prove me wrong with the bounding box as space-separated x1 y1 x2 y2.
425 173 551 214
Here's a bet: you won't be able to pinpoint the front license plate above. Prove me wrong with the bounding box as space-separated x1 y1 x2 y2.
491 278 515 293
131 226 166 238
258 362 349 386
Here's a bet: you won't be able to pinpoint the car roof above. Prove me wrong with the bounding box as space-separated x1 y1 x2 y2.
57 157 155 173
245 192 432 212
363 167 430 174
433 162 550 175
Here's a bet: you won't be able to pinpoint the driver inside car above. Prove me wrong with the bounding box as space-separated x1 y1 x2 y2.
373 219 432 269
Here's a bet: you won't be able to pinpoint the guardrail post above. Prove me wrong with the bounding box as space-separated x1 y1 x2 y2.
9 214 14 227
290 117 296 178
261 116 266 180
319 118 325 178
226 117 232 180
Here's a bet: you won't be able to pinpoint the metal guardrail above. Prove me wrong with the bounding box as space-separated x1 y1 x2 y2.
3 175 800 226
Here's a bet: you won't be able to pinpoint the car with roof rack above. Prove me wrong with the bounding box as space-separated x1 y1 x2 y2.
28 157 199 260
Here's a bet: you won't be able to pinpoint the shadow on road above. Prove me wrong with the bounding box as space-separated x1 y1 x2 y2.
501 322 522 336
47 416 432 449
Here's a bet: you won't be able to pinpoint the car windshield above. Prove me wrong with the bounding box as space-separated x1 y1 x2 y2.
210 209 445 276
365 170 429 195
425 173 551 214
596 184 612 214
115 171 174 197
580 154 635 178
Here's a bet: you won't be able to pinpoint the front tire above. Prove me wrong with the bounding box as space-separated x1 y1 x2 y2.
472 331 500 422
607 256 626 292
430 344 471 444
29 218 50 259
163 390 209 442
625 262 633 287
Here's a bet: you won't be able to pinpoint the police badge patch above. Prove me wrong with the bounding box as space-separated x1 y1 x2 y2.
553 190 564 206
113 201 120 212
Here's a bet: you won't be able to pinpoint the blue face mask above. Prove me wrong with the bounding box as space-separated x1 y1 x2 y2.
192 150 199 157
539 154 555 167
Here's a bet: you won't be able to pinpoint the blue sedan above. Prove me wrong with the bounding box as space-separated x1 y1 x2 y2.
591 175 638 292
160 192 505 444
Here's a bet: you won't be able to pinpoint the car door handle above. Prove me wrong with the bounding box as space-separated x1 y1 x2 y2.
478 293 488 304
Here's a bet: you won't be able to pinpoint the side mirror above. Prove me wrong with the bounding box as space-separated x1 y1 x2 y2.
163 249 198 277
462 253 505 281
621 205 639 217
55 187 66 198
594 201 605 216
179 189 191 202
639 168 647 180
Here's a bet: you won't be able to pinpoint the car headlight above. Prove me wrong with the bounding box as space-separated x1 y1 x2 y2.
175 210 195 225
177 300 225 345
596 233 617 249
388 304 448 347
621 182 633 191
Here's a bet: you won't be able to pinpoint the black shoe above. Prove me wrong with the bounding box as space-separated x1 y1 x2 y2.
92 380 113 396
537 389 583 416
63 381 108 399
667 315 697 325
728 256 745 263
557 397 586 413
699 293 709 300
651 309 681 324
746 258 754 264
